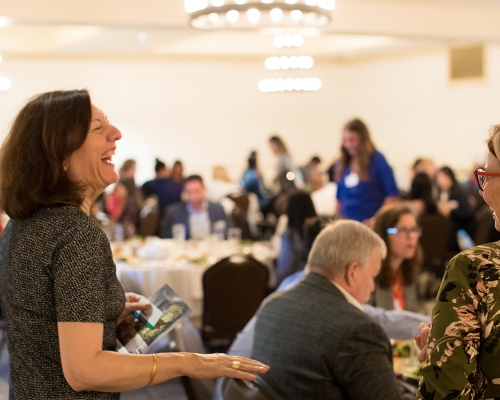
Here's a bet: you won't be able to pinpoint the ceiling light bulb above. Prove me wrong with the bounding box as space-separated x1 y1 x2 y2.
304 78 311 91
265 58 272 70
0 77 11 91
290 10 302 21
285 0 298 4
294 78 303 91
136 32 148 42
265 57 279 70
184 0 195 12
269 79 278 92
208 12 219 22
258 79 270 93
284 34 294 47
310 78 322 90
211 0 224 6
279 56 290 70
246 8 260 24
293 34 304 47
270 8 283 22
305 0 318 5
226 9 239 23
289 56 299 69
305 56 314 68
261 0 273 3
274 35 285 48
277 79 286 92
184 0 199 13
318 0 335 10
0 16 10 28
285 78 295 91
0 55 2 64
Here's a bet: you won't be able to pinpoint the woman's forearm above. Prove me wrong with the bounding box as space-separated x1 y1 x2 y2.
68 351 187 392
58 322 268 393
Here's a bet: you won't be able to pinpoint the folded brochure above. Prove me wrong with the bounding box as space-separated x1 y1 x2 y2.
116 284 191 354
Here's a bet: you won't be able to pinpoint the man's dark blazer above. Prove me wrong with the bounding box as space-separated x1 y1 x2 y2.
251 272 401 400
160 201 229 239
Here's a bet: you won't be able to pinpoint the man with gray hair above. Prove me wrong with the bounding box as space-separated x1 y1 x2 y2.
251 220 402 399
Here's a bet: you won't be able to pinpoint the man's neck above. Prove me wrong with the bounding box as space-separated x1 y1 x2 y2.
330 278 364 311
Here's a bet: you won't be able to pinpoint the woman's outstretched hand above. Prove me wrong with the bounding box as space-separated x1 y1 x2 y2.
117 292 152 325
184 353 270 381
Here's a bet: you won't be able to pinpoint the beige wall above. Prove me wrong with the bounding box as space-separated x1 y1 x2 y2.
1 46 499 189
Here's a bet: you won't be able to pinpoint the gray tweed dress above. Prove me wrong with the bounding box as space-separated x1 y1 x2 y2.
0 205 125 399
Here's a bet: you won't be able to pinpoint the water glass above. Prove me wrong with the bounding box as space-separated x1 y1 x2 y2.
172 224 186 243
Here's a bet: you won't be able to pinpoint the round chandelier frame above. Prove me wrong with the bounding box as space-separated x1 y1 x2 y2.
187 2 332 30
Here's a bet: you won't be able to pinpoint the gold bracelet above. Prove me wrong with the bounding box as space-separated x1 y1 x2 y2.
148 354 157 385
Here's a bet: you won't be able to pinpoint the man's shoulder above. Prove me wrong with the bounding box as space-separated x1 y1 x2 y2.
207 201 225 213
166 201 187 214
263 274 367 321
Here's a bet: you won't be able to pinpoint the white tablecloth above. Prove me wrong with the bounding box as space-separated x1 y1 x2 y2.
115 240 276 317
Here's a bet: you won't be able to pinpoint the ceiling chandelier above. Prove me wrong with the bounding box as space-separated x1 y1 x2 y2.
184 0 335 30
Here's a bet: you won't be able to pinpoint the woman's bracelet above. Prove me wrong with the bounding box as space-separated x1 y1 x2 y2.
148 354 157 385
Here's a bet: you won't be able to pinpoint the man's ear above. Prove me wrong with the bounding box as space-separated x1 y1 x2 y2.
344 261 358 287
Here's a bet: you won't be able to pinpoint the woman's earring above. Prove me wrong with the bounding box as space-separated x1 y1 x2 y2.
63 165 68 172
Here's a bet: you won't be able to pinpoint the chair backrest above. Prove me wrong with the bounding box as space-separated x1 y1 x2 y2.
418 213 451 270
232 207 252 240
138 195 160 237
202 255 269 349
174 319 215 400
228 193 250 215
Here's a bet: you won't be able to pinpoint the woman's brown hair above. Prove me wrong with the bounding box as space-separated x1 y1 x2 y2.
373 203 423 288
269 135 289 155
336 118 376 181
0 90 92 219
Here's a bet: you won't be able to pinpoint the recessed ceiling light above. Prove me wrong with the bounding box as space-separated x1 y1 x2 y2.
0 16 10 28
136 32 149 42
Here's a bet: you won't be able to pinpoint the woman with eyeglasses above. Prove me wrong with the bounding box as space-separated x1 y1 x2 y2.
417 126 500 399
371 203 423 312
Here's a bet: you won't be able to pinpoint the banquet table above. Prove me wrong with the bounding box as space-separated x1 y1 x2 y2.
114 238 277 318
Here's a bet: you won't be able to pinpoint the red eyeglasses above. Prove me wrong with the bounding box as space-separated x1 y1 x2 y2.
474 167 500 191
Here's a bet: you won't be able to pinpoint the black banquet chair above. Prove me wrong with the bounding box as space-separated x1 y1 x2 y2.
202 255 269 352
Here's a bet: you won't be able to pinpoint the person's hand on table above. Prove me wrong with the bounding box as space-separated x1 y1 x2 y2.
415 322 430 363
184 354 270 381
117 292 152 325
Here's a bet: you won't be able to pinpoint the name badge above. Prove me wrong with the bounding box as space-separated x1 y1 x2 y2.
344 172 359 188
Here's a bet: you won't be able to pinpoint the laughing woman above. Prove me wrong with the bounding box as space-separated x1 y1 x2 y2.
417 125 500 399
0 90 268 399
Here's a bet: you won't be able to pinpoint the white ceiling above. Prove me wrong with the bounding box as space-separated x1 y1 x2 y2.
0 0 499 61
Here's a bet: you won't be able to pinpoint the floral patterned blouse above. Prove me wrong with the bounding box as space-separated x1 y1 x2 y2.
418 243 500 400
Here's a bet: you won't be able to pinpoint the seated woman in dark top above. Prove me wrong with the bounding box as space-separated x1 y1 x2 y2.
0 90 268 399
276 191 317 285
436 166 476 252
406 172 438 217
371 203 423 312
